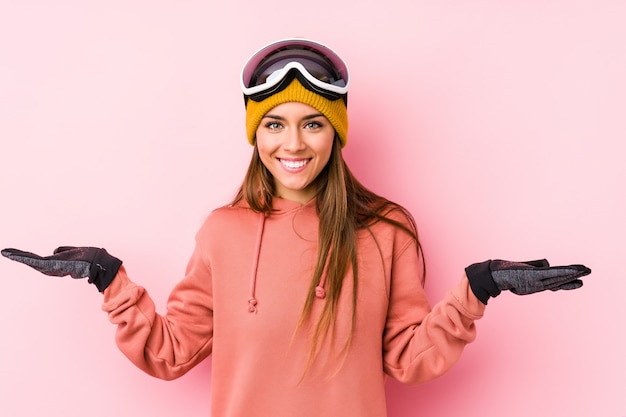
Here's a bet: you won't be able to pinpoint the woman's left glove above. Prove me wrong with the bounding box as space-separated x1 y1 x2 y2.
465 259 591 305
1 246 122 292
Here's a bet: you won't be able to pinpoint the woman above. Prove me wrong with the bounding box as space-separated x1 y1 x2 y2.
1 38 590 417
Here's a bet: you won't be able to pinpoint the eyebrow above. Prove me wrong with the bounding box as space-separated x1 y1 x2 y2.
262 113 325 121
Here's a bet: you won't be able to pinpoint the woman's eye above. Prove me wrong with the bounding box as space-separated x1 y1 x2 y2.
265 121 282 130
304 121 322 129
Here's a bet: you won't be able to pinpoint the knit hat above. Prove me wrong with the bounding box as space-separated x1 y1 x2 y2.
245 78 348 147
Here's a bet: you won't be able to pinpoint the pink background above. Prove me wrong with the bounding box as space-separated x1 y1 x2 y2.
1 1 624 416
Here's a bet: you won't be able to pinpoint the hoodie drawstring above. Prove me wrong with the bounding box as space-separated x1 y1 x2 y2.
248 205 327 311
248 212 266 313
314 251 330 299
315 278 326 299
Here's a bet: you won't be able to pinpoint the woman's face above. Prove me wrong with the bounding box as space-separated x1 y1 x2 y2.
256 102 335 204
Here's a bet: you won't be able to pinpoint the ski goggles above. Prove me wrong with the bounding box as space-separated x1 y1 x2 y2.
241 38 350 103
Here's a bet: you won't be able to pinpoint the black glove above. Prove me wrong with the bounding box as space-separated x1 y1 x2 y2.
466 259 591 305
1 246 122 292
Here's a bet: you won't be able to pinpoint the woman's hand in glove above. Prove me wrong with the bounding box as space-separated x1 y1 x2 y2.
1 246 122 292
465 259 591 305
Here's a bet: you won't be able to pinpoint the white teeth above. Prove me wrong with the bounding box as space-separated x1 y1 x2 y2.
280 159 308 169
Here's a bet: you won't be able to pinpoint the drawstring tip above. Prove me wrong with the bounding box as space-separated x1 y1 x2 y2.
248 297 258 313
315 286 326 299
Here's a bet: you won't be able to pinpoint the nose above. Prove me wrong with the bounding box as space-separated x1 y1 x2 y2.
283 128 306 152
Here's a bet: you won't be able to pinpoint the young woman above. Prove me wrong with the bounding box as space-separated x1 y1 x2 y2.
2 38 591 417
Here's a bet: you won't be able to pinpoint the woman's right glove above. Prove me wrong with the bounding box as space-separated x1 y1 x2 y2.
1 246 122 293
465 259 591 305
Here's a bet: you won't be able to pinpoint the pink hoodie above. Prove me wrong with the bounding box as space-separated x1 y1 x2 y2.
103 198 485 416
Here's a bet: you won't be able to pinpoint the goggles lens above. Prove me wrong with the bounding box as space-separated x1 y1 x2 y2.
241 39 350 101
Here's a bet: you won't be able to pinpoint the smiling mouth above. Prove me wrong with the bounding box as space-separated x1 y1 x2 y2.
279 159 310 169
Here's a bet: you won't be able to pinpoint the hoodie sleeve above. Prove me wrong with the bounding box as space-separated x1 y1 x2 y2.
382 238 486 385
101 226 214 381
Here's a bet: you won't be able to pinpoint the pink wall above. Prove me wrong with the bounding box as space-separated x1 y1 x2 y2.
1 1 624 416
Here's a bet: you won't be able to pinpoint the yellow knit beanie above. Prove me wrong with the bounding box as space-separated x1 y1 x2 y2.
245 79 348 147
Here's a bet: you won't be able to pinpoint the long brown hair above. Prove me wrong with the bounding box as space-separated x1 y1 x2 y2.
231 135 423 371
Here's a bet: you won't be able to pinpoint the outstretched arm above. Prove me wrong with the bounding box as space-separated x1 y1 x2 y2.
2 232 215 380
